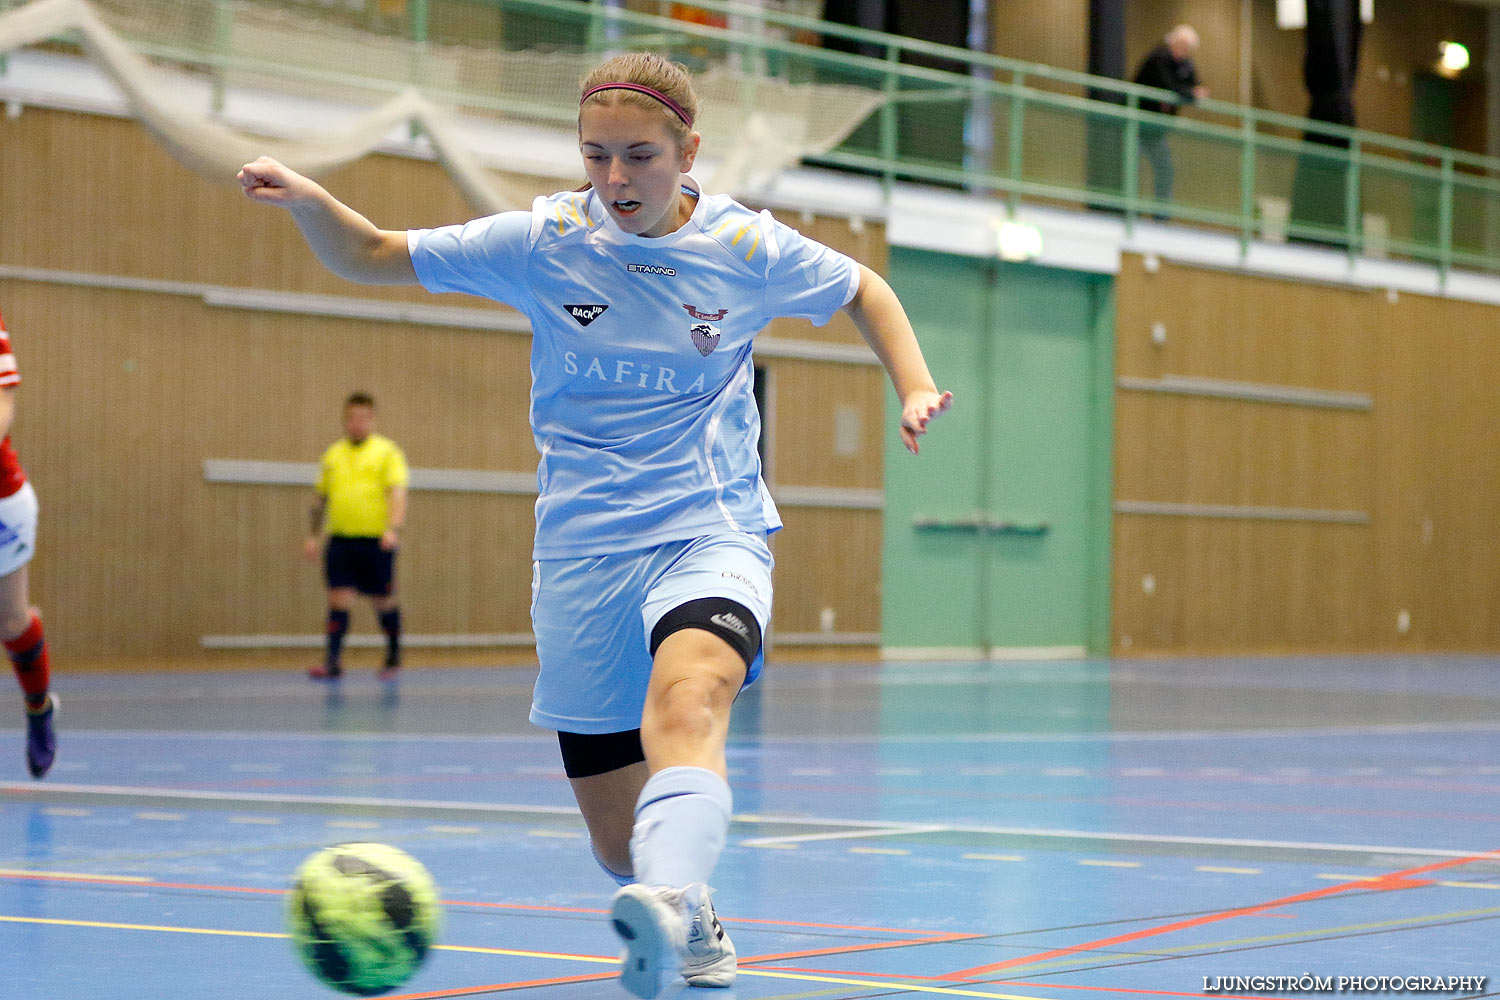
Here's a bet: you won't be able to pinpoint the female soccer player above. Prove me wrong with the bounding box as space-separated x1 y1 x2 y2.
239 51 950 998
0 308 56 780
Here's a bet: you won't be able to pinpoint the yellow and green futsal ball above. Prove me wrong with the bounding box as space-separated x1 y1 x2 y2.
287 842 443 996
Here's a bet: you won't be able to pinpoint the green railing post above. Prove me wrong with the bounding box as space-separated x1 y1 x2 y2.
1238 111 1256 258
586 0 602 54
408 0 428 81
407 0 428 141
0 0 12 76
879 44 901 202
1344 136 1361 264
210 0 232 114
1122 93 1139 233
1006 69 1025 215
1439 151 1455 288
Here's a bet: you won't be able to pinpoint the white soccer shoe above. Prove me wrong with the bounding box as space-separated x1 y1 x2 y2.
682 886 737 988
611 883 737 997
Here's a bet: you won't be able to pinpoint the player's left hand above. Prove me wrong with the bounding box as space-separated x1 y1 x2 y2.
900 389 952 454
380 529 400 552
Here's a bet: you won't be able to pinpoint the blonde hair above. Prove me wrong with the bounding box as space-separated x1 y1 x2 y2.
579 52 699 149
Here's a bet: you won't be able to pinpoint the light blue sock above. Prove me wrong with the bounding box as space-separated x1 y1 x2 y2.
592 843 635 887
630 766 733 888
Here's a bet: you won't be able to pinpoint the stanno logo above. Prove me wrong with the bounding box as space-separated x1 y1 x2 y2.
682 303 729 321
627 263 677 276
563 304 609 327
710 612 750 639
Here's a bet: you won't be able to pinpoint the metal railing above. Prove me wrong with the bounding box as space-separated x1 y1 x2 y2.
13 0 1500 278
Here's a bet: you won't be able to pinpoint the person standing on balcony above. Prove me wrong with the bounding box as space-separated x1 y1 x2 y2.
1132 24 1209 215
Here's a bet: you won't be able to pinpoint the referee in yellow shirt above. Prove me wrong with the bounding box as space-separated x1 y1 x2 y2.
304 392 410 680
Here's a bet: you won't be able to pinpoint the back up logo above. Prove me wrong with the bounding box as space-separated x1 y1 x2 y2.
563 304 609 327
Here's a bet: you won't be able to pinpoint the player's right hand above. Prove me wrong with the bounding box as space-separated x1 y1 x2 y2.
302 536 320 562
238 156 317 206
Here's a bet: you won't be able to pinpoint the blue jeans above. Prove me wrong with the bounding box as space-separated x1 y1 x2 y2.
1140 126 1174 214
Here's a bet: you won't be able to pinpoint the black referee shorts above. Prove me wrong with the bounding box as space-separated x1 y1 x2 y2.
324 535 396 597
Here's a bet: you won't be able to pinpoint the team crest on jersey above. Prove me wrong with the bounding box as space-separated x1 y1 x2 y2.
682 303 729 321
690 323 721 357
564 304 609 327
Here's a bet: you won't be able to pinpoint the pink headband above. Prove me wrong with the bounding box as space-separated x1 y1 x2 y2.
581 83 693 127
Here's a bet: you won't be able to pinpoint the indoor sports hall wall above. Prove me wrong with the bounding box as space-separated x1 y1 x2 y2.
1112 253 1500 655
0 106 887 662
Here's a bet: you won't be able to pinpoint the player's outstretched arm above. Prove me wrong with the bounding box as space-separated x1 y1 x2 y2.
237 156 417 285
844 264 953 454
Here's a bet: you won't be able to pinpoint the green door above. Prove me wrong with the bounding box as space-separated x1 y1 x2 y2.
882 249 1114 657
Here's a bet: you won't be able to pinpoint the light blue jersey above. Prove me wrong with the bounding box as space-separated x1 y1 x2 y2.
408 177 861 558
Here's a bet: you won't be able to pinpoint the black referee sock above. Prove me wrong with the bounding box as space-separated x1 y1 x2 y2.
379 608 402 667
325 609 350 667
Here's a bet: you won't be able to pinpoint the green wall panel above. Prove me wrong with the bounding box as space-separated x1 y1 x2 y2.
883 249 1115 654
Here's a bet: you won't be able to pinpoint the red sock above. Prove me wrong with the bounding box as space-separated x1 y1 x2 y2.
5 613 49 706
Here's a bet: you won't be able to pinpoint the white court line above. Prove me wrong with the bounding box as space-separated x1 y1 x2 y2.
6 781 1492 860
741 823 949 847
43 721 1500 747
39 729 556 744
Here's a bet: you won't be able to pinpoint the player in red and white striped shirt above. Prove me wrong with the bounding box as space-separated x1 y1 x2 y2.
0 308 55 779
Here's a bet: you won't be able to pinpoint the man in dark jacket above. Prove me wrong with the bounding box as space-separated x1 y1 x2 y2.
1132 25 1209 215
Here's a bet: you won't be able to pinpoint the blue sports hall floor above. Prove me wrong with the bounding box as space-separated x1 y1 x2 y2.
1 654 1497 999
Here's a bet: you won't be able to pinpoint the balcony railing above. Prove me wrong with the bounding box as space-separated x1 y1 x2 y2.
11 0 1500 278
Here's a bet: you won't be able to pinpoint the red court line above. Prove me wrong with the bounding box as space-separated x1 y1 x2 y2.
939 849 1500 981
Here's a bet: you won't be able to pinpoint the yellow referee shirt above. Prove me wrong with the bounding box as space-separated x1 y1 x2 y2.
315 433 409 537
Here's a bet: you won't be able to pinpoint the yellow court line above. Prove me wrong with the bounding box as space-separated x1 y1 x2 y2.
0 869 151 883
0 913 1049 997
435 943 616 964
0 915 286 939
1439 880 1500 889
738 968 1049 999
0 915 616 965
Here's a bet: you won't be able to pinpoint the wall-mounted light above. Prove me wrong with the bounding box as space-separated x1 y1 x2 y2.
1439 41 1470 75
995 220 1043 262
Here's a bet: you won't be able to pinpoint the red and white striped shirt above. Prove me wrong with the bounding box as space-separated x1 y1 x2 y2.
0 310 28 498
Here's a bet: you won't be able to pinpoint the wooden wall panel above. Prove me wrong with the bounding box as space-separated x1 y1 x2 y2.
1112 516 1378 651
1114 254 1500 655
768 508 882 635
0 107 556 308
1113 393 1374 511
990 2 1088 80
766 361 884 490
1114 253 1379 391
1371 292 1500 649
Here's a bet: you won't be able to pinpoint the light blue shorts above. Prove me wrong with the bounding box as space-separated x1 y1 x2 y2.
529 532 774 734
